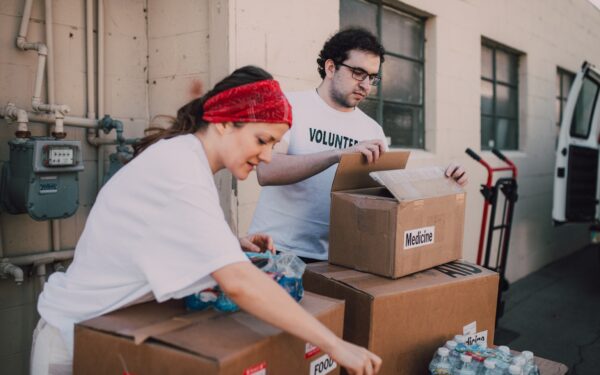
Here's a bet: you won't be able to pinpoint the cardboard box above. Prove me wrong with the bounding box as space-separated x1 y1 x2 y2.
329 152 466 278
303 260 499 375
74 292 344 375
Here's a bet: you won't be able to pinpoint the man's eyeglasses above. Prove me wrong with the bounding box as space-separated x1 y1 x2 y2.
337 62 381 86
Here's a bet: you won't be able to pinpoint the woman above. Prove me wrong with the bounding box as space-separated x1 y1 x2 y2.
30 66 382 375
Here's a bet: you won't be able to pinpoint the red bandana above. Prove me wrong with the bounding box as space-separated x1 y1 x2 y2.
202 79 292 127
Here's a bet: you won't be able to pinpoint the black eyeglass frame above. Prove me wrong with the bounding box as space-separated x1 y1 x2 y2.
336 62 381 86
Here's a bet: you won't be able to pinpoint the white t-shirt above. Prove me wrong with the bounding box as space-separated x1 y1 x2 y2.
37 134 248 354
249 90 386 260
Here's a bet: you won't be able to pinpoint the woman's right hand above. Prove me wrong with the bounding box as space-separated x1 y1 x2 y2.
328 338 382 375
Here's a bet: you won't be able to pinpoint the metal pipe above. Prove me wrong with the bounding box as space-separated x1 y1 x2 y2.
18 0 34 41
0 262 24 285
32 45 47 107
45 0 61 252
20 111 98 128
45 0 55 106
86 0 95 120
97 0 105 191
35 263 47 290
1 249 75 266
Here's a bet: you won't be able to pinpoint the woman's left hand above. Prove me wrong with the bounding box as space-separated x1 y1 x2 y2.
239 233 276 254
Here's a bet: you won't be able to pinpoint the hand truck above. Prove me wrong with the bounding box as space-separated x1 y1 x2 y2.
465 148 518 319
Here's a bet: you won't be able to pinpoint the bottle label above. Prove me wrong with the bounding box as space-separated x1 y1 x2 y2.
309 354 337 375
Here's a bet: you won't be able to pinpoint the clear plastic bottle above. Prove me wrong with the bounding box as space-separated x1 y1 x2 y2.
429 347 443 374
494 346 512 374
445 340 461 369
508 364 522 375
454 335 469 353
512 356 526 370
453 354 476 375
480 358 501 375
521 351 540 375
430 347 453 375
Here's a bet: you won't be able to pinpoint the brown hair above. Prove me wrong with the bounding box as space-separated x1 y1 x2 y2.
133 66 273 157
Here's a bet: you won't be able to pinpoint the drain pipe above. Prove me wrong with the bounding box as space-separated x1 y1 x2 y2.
2 103 31 137
45 0 61 256
97 0 105 190
16 0 70 121
85 0 100 189
0 262 24 285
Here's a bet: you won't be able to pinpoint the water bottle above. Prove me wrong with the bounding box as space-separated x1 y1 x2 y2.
445 340 460 368
508 364 522 375
521 351 540 375
512 356 526 370
429 347 443 374
454 335 469 353
480 358 501 375
494 346 511 374
453 354 476 375
429 347 453 375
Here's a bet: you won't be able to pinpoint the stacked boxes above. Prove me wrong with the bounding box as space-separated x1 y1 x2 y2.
303 152 499 374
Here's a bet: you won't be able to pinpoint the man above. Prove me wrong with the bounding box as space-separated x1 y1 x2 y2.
249 28 467 263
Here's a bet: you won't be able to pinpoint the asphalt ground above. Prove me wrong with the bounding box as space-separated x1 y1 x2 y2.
495 244 600 375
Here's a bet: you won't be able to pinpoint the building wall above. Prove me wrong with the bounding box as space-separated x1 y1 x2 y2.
0 0 598 373
233 0 600 284
0 0 209 373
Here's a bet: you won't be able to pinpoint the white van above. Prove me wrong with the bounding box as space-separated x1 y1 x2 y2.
553 62 600 225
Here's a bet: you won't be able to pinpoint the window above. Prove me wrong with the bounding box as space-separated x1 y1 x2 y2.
340 0 425 148
481 40 520 150
570 73 600 139
556 68 575 127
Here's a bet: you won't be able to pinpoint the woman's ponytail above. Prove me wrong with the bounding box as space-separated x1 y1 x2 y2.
133 66 273 157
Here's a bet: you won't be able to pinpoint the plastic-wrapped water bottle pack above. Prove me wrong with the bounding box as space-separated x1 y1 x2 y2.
185 252 305 312
428 334 540 375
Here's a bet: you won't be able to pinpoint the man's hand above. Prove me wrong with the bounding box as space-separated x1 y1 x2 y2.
342 139 387 163
445 163 468 186
239 233 276 254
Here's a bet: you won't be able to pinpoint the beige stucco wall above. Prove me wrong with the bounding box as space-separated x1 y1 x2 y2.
232 0 600 284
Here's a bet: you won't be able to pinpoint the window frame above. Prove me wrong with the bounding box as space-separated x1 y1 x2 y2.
341 0 427 149
480 39 521 150
556 67 575 128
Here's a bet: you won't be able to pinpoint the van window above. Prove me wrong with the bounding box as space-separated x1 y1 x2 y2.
570 75 600 139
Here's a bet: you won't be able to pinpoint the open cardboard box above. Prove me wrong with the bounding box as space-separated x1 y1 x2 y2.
329 152 466 278
74 292 344 375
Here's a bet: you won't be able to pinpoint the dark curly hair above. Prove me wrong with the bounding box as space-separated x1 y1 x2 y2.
317 27 385 79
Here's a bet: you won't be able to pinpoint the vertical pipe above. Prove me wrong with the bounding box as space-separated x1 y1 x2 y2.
86 0 95 120
33 52 47 105
46 0 61 252
18 0 34 39
45 0 55 106
97 0 105 190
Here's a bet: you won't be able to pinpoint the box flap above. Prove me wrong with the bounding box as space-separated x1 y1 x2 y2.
369 166 465 201
331 152 410 192
78 292 342 363
306 261 497 298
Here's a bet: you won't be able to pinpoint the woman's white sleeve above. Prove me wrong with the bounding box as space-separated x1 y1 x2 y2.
135 183 249 302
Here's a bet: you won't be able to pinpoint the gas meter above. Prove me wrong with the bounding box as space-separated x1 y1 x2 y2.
1 137 84 220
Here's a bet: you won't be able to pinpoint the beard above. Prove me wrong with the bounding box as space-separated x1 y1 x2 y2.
329 83 366 109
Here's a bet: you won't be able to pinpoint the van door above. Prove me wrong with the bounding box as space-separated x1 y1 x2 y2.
553 62 600 224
